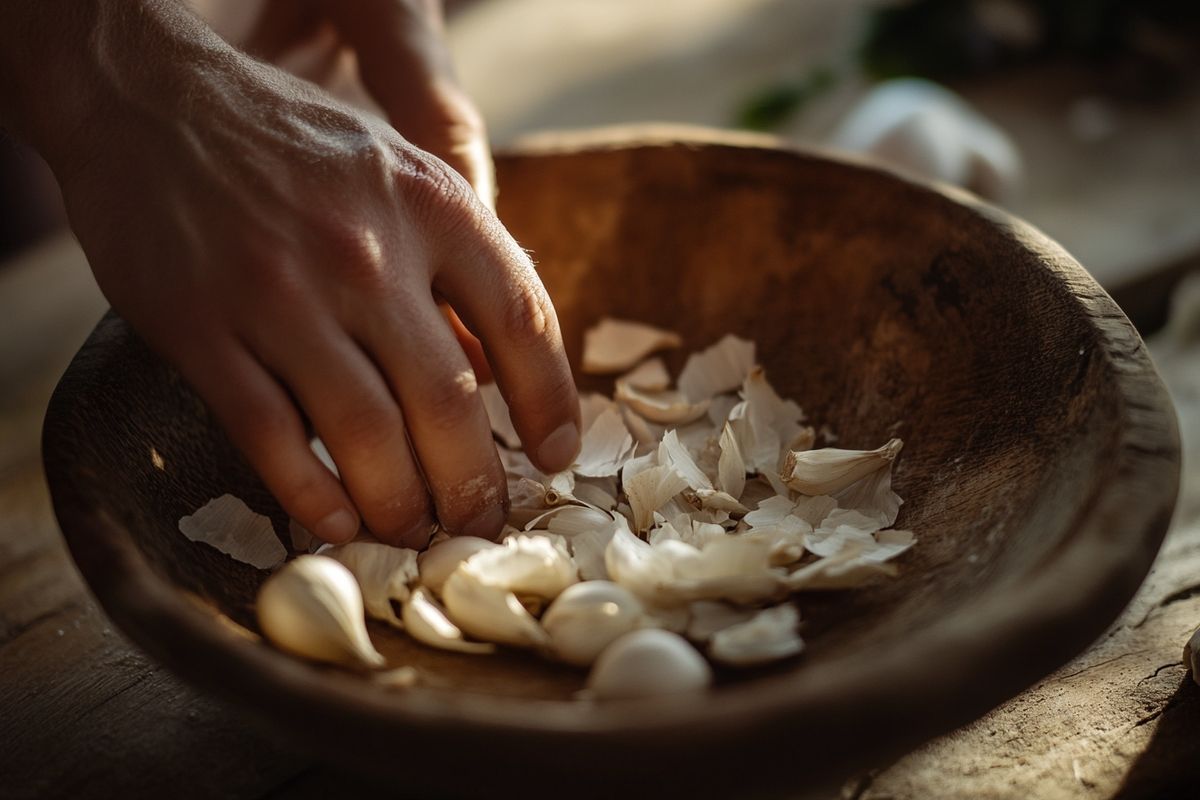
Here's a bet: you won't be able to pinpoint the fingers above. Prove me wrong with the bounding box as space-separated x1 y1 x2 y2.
242 0 323 62
442 304 492 383
178 338 361 545
431 228 581 475
245 316 436 549
356 294 509 540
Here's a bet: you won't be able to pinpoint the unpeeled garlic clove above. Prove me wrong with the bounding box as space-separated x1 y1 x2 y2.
782 438 903 496
585 629 712 699
402 586 495 655
256 555 385 669
319 540 418 628
417 536 499 597
542 581 645 666
441 564 550 649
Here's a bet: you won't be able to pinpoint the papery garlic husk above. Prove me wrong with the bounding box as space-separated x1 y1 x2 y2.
480 382 522 449
585 629 712 700
782 438 903 496
179 494 287 570
417 535 499 597
461 533 577 602
657 429 714 492
402 586 495 655
685 600 758 643
573 406 636 478
319 540 418 628
542 581 645 666
257 555 385 669
626 464 690 532
694 488 748 514
785 544 899 591
708 604 804 667
677 334 756 402
730 367 808 475
615 380 710 425
620 357 671 391
582 318 682 374
442 564 551 648
717 423 746 499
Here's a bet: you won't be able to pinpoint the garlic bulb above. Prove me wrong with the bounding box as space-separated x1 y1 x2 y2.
319 540 418 628
256 555 384 669
402 587 495 655
708 604 804 667
417 536 498 596
542 581 645 666
586 629 712 699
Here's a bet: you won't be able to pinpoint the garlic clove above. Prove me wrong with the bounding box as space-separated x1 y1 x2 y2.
573 406 636 478
585 629 712 699
708 604 804 667
582 318 683 374
441 564 550 649
463 534 578 601
179 494 287 571
782 438 903 496
626 464 690 532
542 580 645 666
417 536 499 596
619 357 671 391
256 555 385 669
402 586 495 655
677 334 756 402
319 540 418 628
614 381 710 425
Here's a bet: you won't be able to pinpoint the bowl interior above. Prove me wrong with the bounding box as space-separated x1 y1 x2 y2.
45 131 1177 793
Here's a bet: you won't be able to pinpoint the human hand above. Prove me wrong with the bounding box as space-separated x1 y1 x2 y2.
54 4 579 548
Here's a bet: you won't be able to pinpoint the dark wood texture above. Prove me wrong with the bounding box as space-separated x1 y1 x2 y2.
41 129 1180 798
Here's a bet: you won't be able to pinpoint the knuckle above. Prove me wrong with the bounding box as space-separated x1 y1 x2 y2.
330 401 399 446
501 280 555 347
318 221 389 290
419 372 479 433
400 153 475 232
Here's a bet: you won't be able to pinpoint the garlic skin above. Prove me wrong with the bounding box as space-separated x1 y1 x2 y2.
782 438 903 496
586 629 712 699
179 494 287 570
319 540 418 629
417 536 498 596
542 581 645 666
582 318 683 374
402 587 495 655
708 604 804 667
256 555 384 669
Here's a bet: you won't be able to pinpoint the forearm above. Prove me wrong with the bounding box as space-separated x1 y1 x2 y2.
0 0 240 182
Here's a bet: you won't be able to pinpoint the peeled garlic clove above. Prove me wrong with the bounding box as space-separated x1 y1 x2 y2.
708 604 804 667
257 555 385 669
179 494 287 570
442 565 550 648
585 629 712 699
677 334 756 402
615 381 710 425
418 536 499 596
402 587 495 655
782 438 903 496
542 580 645 666
320 540 418 628
582 318 683 374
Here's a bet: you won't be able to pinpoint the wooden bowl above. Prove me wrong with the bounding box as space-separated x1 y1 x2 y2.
44 127 1179 798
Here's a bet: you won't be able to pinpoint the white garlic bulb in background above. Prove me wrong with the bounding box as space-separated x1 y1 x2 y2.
542 581 645 666
586 629 712 699
829 78 1022 203
256 555 384 669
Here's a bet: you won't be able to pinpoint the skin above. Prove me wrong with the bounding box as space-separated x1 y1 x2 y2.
0 0 581 548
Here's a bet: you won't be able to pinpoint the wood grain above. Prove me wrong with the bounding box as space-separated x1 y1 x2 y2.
40 130 1180 798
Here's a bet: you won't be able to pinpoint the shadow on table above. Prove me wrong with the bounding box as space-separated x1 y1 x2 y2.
1113 675 1200 799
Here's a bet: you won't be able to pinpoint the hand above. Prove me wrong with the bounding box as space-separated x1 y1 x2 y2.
54 3 580 548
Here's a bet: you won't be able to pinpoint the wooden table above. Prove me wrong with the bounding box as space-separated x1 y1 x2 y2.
3 2 1200 796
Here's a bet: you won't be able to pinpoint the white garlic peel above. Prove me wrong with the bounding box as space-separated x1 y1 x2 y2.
319 540 418 628
256 555 385 669
586 629 713 699
542 581 645 666
402 587 495 655
708 605 804 667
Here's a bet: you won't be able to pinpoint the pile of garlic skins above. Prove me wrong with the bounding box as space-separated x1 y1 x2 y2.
240 318 915 700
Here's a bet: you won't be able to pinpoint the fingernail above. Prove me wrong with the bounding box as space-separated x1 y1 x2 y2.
461 506 507 541
314 508 358 543
536 421 581 472
399 516 438 550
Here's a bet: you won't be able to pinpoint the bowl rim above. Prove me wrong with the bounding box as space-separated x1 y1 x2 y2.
43 125 1181 784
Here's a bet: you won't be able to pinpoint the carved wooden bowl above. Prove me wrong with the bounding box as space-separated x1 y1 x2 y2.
44 127 1179 798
